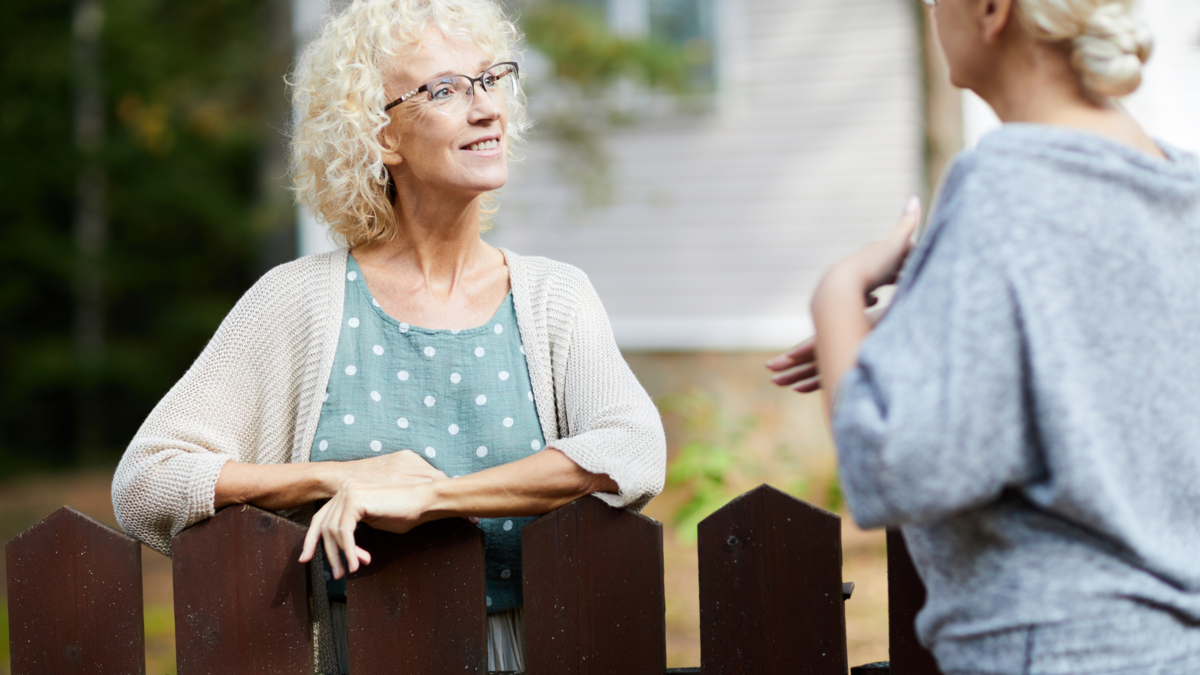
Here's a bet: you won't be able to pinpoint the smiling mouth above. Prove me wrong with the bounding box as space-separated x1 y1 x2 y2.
465 139 500 151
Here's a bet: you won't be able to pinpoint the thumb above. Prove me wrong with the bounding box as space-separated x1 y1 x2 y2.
891 196 922 244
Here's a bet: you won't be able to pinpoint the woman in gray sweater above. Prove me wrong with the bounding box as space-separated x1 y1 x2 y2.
768 0 1200 672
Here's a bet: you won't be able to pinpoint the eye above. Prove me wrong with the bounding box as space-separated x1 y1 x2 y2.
482 74 498 87
431 85 455 100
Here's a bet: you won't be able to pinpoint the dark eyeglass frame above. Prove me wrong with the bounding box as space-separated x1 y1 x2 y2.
383 61 520 113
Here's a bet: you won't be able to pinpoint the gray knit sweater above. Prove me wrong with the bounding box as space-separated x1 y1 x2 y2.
833 124 1200 674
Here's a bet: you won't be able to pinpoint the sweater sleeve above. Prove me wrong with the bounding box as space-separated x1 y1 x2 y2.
111 261 331 555
832 193 1044 530
547 274 667 513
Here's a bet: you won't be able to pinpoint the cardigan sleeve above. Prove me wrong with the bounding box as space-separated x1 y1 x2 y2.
111 258 336 555
547 273 667 513
832 186 1044 530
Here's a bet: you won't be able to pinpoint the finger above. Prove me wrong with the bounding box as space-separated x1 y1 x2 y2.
300 501 332 563
354 547 372 567
766 337 816 371
793 376 822 393
892 196 921 243
338 511 360 575
322 526 344 580
771 364 819 387
322 495 348 579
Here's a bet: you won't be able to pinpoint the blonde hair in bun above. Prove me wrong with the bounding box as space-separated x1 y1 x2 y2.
1015 0 1154 99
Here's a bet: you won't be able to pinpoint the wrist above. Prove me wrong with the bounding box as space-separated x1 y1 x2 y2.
311 462 349 500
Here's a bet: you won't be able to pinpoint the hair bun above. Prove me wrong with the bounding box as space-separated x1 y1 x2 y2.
1071 3 1154 98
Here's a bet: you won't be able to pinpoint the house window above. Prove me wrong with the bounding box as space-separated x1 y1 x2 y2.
565 0 717 90
648 0 715 89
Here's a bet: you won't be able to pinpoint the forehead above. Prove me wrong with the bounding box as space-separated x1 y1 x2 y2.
389 25 493 87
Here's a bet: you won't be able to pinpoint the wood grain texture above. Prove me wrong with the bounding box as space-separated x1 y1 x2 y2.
347 519 487 675
523 497 665 675
698 484 847 675
6 506 145 675
171 505 311 675
886 529 941 675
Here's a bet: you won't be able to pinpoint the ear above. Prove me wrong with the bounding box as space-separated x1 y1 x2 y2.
380 119 404 167
979 0 1016 45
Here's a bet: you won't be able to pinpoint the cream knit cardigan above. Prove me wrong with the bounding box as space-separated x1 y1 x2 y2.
111 248 667 674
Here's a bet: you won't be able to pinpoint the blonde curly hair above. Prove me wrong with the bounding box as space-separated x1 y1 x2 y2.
289 0 528 247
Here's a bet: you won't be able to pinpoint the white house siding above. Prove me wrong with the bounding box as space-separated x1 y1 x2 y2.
487 0 923 350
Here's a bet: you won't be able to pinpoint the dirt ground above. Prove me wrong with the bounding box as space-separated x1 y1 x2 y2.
0 469 890 674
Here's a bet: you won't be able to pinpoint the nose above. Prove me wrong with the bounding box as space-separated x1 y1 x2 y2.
466 83 503 123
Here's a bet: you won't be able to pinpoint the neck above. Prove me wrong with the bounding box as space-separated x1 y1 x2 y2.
972 42 1163 158
355 175 493 296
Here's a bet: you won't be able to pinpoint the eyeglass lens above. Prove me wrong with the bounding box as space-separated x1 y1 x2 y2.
427 64 518 115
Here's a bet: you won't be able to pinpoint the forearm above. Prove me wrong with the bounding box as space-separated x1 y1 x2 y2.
214 461 346 510
812 267 874 423
418 448 619 521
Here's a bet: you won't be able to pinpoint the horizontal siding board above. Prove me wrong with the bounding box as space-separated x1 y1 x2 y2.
490 0 921 349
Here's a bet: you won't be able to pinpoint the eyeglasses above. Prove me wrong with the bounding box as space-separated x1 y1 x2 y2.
921 0 937 6
384 62 520 115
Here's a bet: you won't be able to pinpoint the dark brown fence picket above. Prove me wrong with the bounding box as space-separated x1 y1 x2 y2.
698 485 847 675
171 504 311 675
5 506 145 675
347 519 487 675
886 529 941 675
522 496 666 675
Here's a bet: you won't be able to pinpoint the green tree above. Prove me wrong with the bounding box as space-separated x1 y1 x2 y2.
0 0 291 472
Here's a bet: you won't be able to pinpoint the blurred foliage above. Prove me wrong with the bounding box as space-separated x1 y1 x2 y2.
659 389 754 541
523 2 688 90
521 0 691 206
0 0 286 473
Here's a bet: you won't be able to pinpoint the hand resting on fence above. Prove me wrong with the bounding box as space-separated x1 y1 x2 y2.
299 446 619 580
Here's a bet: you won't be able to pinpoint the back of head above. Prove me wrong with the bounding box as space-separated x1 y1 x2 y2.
1015 0 1154 99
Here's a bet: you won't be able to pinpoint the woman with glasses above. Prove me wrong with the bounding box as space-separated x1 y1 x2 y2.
111 1 666 672
769 0 1200 673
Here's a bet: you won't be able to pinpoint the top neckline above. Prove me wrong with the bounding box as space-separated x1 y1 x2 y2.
346 253 514 336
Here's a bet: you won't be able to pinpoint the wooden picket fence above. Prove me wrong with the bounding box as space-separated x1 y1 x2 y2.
5 484 941 675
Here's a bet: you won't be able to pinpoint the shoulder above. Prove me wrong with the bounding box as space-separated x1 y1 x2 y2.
218 249 347 341
502 249 598 306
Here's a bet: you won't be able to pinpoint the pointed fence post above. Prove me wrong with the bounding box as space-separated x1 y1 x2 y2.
346 519 487 675
698 485 847 675
887 529 941 675
171 505 311 675
522 497 666 675
5 507 145 675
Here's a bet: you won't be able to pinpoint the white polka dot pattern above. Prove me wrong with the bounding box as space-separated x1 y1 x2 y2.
370 391 381 402
448 424 459 435
503 417 514 428
476 395 487 405
348 317 359 328
343 414 355 425
424 396 435 407
450 372 461 384
397 370 409 381
319 440 328 451
373 345 384 356
474 347 485 357
423 346 435 357
345 365 357 376
499 371 510 381
347 271 357 280
370 440 382 452
425 447 436 458
476 446 488 457
397 418 409 429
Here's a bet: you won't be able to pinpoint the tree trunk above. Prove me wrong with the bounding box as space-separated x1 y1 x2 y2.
72 0 107 460
256 0 298 274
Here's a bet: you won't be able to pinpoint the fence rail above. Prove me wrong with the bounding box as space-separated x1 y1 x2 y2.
5 484 940 675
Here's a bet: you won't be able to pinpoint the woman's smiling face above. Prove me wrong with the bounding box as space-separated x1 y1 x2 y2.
382 26 510 201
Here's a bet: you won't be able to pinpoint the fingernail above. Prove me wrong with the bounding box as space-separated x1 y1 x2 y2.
904 196 920 216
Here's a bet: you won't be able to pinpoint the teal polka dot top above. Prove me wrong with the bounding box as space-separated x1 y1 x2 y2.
311 254 545 613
